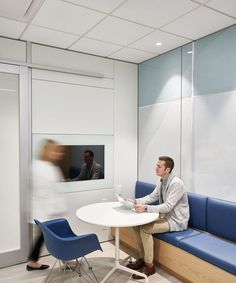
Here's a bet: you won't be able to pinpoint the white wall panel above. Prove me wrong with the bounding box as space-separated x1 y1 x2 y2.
32 79 114 134
0 72 20 253
31 44 114 79
114 61 138 199
139 101 181 184
32 69 113 89
33 188 114 248
181 97 193 191
0 37 26 64
65 188 114 242
193 91 236 201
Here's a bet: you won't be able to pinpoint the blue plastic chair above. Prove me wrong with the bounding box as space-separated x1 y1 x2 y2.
35 218 102 283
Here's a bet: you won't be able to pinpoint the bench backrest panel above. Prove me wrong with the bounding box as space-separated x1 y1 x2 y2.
207 197 236 243
187 192 208 231
135 181 158 205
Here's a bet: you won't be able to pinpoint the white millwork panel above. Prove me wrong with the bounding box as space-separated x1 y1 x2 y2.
139 101 181 184
31 46 138 241
32 78 114 134
0 37 26 64
31 44 114 78
193 91 236 201
0 63 30 267
66 189 114 242
114 61 138 199
0 70 20 253
181 96 193 191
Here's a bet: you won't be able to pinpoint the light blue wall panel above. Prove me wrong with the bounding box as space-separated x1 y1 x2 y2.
139 48 181 106
182 43 193 98
194 24 236 96
138 24 236 202
138 48 183 183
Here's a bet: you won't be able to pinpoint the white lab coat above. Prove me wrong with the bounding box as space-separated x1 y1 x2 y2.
31 160 68 223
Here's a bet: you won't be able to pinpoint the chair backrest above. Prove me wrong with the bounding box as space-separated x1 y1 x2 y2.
35 218 102 261
43 218 76 238
35 218 72 260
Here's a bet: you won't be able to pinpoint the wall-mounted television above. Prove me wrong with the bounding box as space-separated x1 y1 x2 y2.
32 134 113 192
59 145 105 181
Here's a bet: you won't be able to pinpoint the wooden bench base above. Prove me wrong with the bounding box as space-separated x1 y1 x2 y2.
113 227 236 283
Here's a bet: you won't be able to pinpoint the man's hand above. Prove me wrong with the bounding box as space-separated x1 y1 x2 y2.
134 204 147 213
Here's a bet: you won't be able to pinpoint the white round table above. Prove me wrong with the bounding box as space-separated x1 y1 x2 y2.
76 202 159 283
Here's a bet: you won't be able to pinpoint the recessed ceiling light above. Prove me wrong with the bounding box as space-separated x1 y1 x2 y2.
187 51 192 54
155 42 162 46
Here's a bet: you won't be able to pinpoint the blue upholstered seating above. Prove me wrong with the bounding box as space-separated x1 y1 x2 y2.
187 192 207 230
207 197 236 242
156 228 201 247
135 180 156 198
179 232 236 275
35 218 102 283
135 180 236 275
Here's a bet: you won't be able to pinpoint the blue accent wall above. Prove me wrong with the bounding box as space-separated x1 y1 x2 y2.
194 25 236 96
138 24 236 202
139 48 181 106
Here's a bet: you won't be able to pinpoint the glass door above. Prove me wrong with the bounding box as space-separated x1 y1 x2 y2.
0 63 30 267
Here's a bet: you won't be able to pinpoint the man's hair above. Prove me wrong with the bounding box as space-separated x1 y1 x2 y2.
159 156 174 173
84 150 94 158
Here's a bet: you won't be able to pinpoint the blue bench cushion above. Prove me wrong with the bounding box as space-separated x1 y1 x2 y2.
154 228 201 247
179 233 236 275
187 192 207 230
135 180 156 198
207 197 236 243
135 181 159 205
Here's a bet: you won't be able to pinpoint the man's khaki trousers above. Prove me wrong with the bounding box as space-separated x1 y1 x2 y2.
132 218 169 264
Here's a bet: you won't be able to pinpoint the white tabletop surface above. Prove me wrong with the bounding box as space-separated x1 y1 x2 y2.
76 202 159 228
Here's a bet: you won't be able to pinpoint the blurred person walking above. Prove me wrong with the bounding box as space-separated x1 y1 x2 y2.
27 139 67 271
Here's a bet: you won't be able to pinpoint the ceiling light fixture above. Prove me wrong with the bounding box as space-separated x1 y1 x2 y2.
187 51 193 54
155 42 162 46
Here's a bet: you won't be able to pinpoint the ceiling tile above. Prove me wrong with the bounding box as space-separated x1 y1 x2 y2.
161 6 236 40
0 0 32 18
61 0 126 13
113 0 199 28
206 0 236 18
193 0 210 3
86 16 153 45
21 25 79 48
0 17 27 38
70 37 122 57
31 0 105 35
130 30 191 54
109 47 156 63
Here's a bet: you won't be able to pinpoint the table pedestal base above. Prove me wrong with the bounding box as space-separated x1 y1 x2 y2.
101 227 148 283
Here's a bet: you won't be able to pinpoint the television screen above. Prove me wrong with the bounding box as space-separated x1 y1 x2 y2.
58 145 105 181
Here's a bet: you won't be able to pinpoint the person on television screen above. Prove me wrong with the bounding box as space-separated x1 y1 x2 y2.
76 150 103 180
126 156 189 279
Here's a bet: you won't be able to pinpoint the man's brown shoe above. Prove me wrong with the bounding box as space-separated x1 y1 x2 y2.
132 264 155 279
126 258 145 270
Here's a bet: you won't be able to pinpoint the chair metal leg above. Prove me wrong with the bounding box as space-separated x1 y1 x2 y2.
61 261 67 283
73 258 81 275
83 256 99 283
72 257 99 283
44 259 58 283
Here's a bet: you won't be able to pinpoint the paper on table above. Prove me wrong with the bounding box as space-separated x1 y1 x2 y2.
116 194 134 210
